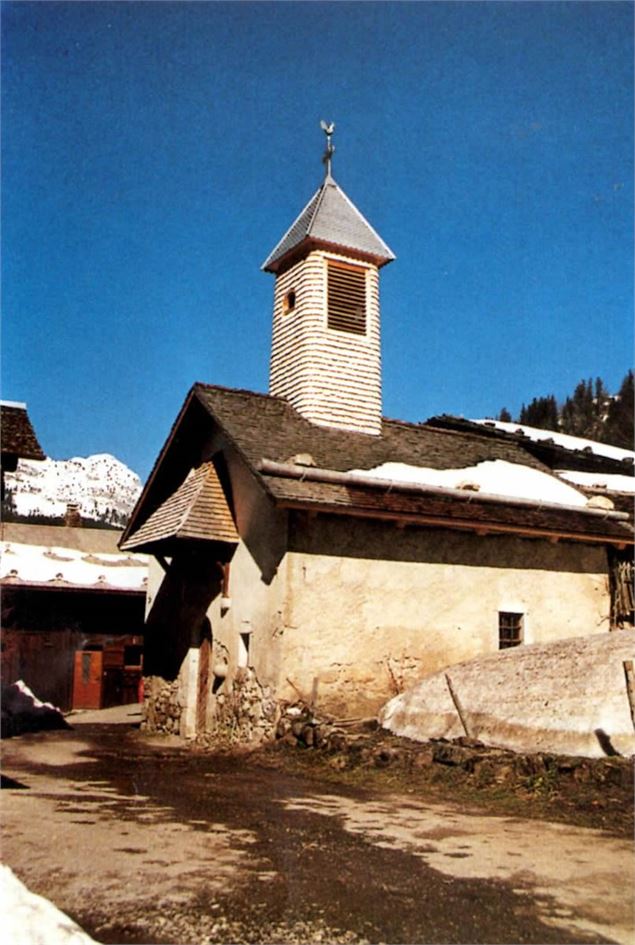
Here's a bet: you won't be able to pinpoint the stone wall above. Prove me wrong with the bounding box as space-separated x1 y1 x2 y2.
141 676 182 735
196 667 279 747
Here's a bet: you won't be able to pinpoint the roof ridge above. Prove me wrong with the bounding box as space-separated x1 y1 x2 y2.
261 184 323 271
193 381 276 401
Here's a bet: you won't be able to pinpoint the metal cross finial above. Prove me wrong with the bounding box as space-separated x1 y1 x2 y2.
320 120 335 178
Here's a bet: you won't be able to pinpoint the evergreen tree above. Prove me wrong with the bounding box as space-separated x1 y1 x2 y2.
499 371 631 443
520 395 559 430
602 370 634 449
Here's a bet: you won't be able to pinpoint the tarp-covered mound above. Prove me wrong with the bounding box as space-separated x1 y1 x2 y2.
379 631 635 758
1 681 70 739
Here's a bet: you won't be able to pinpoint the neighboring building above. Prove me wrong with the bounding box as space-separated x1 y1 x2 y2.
1 401 45 499
121 131 633 741
1 522 147 711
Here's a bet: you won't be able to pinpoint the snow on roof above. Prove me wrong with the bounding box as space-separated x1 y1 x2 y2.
473 420 635 464
347 460 590 507
0 542 148 592
557 470 635 495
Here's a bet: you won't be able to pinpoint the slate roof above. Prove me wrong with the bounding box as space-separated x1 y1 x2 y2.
121 384 633 551
1 403 45 461
193 385 550 474
262 176 395 273
426 415 634 476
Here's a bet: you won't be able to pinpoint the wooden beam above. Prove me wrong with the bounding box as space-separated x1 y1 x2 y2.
445 673 471 738
275 499 633 546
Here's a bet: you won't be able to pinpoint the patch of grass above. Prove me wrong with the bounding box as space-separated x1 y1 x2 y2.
247 739 634 838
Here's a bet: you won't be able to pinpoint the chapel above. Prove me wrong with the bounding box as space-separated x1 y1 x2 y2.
121 126 633 739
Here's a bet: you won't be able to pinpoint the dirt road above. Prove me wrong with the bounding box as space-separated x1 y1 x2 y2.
2 716 633 944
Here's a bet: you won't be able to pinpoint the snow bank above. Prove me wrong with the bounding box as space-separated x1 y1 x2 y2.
0 865 97 945
348 459 589 507
473 419 635 464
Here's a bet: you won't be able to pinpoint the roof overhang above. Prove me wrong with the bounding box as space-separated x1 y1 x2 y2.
263 237 393 275
257 459 634 548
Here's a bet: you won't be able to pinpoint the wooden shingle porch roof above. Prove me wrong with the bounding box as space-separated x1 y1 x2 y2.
120 461 237 553
121 384 633 552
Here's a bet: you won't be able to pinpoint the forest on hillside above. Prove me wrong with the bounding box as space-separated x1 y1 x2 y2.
497 370 634 450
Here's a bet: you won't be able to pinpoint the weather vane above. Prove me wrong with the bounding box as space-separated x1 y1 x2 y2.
321 120 335 177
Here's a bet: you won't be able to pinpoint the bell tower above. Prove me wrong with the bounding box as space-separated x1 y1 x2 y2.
262 123 395 436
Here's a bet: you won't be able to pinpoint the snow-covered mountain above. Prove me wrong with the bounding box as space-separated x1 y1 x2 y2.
4 454 142 526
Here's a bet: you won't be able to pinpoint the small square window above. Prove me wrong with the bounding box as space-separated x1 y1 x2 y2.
499 612 523 649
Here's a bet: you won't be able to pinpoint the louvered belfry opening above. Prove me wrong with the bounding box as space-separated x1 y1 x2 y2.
327 260 367 335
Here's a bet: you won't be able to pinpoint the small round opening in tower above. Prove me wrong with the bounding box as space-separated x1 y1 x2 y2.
283 290 296 314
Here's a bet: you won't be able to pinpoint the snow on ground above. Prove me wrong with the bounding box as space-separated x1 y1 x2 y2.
0 865 97 945
557 470 635 494
473 419 635 463
0 542 147 590
348 459 590 507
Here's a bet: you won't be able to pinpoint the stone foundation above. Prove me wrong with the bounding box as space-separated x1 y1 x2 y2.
197 667 279 747
141 676 183 735
141 668 280 745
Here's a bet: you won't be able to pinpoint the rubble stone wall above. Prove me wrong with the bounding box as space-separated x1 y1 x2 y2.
196 667 279 747
141 676 182 735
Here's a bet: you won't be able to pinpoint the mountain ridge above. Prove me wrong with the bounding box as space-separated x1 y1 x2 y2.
3 453 142 527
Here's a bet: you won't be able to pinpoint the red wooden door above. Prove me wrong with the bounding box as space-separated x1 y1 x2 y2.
72 650 103 709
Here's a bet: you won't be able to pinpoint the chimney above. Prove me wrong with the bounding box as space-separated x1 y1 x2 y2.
64 503 81 527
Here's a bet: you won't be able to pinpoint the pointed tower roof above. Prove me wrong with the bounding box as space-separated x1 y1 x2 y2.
262 175 395 273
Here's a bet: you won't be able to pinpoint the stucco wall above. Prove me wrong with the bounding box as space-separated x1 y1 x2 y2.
278 515 610 716
143 498 612 734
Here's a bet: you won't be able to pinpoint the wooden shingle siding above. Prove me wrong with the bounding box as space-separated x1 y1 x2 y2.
269 250 382 435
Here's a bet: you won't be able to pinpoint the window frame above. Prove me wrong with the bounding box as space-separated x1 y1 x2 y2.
498 611 524 649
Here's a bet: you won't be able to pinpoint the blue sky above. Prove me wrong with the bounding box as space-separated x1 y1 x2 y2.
2 1 633 478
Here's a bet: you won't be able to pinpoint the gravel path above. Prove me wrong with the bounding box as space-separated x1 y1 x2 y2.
2 722 633 944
